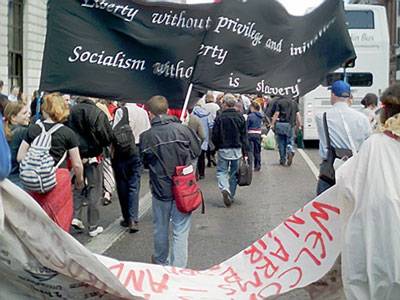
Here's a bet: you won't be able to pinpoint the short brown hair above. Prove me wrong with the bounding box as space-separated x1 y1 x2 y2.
250 101 260 111
146 96 168 116
42 92 70 123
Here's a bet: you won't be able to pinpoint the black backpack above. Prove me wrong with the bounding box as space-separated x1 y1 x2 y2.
112 107 137 157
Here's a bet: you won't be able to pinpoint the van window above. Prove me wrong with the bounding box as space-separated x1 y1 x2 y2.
323 73 373 87
345 11 375 29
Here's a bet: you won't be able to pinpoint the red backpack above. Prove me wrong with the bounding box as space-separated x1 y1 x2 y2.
172 165 205 214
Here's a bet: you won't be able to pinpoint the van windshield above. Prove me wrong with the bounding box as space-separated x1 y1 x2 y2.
345 11 375 29
323 73 373 87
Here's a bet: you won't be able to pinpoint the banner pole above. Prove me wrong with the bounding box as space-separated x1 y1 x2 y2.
180 83 193 122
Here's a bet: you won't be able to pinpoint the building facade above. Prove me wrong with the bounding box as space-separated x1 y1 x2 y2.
0 0 47 99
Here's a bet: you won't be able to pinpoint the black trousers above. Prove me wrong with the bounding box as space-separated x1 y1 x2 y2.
197 150 206 177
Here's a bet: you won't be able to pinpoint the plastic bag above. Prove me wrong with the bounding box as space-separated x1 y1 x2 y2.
262 130 276 150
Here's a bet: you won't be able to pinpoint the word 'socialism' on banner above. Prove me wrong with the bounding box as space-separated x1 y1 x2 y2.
39 0 355 108
0 178 341 299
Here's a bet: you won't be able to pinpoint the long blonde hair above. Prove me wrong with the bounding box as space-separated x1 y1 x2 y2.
3 102 26 141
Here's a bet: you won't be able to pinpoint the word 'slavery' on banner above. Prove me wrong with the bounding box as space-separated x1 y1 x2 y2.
39 0 355 108
191 0 355 98
39 0 215 108
0 178 341 300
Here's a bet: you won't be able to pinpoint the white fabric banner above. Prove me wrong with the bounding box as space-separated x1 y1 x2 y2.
0 179 341 299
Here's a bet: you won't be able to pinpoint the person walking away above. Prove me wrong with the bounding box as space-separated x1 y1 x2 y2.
0 112 11 181
270 97 294 166
315 80 371 195
140 96 201 268
247 102 263 172
212 94 248 207
8 86 19 102
17 93 84 232
3 102 30 187
192 103 213 179
187 108 205 178
112 102 150 233
361 93 379 129
338 84 400 299
287 98 303 166
68 97 112 236
204 93 220 167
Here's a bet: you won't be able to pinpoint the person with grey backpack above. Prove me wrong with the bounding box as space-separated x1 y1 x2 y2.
17 93 84 232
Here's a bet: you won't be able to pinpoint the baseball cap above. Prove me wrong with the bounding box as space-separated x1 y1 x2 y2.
329 80 351 98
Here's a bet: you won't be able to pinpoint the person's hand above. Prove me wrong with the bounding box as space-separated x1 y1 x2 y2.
75 177 84 190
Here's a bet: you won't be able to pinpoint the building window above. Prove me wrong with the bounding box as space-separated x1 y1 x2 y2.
8 0 24 90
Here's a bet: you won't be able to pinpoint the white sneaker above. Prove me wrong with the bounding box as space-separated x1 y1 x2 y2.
89 226 104 237
71 218 85 230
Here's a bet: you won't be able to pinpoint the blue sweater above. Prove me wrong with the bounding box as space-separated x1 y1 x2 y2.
247 112 263 131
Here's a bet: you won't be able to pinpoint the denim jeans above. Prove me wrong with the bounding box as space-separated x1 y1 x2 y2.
152 197 192 268
112 154 142 223
275 122 293 163
316 177 334 196
248 133 262 170
216 154 240 197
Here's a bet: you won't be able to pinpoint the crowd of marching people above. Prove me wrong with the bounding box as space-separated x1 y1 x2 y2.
0 81 285 268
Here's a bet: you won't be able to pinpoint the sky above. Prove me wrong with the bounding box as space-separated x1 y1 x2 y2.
277 0 325 15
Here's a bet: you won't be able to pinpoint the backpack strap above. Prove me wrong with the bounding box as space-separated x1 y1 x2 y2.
47 123 64 135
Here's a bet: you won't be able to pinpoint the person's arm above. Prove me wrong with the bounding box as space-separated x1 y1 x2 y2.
211 117 221 150
296 112 302 129
68 147 84 189
17 140 30 162
271 111 280 130
240 117 249 157
315 114 327 160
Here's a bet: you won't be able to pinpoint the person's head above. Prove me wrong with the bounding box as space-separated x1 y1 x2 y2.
329 80 351 105
361 93 378 109
41 92 70 123
10 86 20 97
0 80 3 93
380 84 400 125
205 92 215 103
146 95 168 119
3 102 31 140
222 93 237 109
250 101 260 112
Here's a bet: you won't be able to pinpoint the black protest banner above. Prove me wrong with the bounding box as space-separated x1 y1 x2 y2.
40 0 355 107
39 0 215 108
191 0 355 98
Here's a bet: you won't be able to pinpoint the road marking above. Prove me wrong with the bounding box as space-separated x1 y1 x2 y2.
85 192 152 254
298 149 319 180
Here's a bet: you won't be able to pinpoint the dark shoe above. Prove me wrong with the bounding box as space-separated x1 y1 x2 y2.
207 162 212 168
279 160 286 166
129 221 139 233
120 220 129 228
222 190 232 207
211 158 217 166
151 255 157 264
102 197 112 206
287 152 295 166
199 175 205 180
254 167 261 172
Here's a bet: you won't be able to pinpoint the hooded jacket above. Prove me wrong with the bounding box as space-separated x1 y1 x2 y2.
140 115 201 201
247 111 264 132
193 106 213 151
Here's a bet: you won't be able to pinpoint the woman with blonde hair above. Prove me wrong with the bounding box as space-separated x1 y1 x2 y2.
17 93 84 232
339 84 400 299
3 102 30 186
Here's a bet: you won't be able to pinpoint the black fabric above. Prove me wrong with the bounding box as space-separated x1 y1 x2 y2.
290 101 300 127
112 107 137 158
212 108 248 154
237 158 252 187
275 98 293 123
24 122 79 166
0 94 9 115
40 0 354 108
67 99 113 158
140 115 201 202
8 125 28 176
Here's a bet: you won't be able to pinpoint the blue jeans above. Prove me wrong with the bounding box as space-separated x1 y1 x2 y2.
112 155 142 223
152 197 192 268
275 122 293 163
216 154 240 197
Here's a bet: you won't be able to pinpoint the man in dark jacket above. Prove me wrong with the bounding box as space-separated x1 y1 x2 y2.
140 95 201 268
68 97 113 237
212 94 248 207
